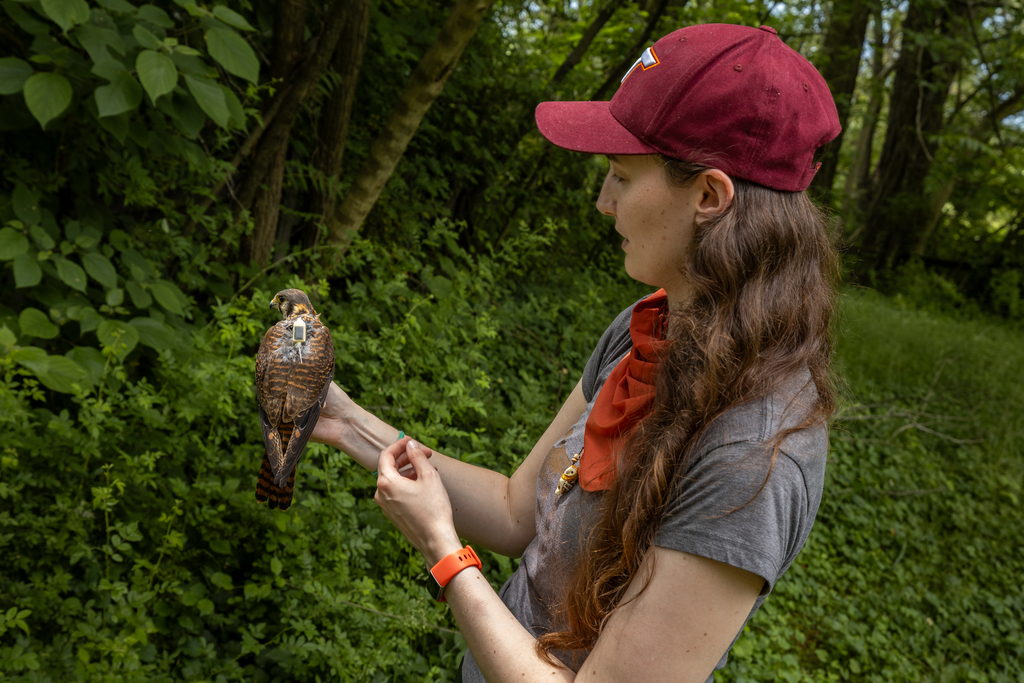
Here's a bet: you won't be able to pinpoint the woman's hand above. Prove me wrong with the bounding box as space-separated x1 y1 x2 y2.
375 438 462 565
310 382 355 447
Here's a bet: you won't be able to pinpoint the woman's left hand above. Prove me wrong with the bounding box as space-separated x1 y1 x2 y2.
374 438 463 566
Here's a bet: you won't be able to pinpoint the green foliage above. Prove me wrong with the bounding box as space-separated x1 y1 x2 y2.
0 218 645 680
0 0 253 133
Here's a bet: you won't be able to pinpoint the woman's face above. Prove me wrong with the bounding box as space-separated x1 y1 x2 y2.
597 155 704 304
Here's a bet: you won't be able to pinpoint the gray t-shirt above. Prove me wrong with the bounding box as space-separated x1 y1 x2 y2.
461 298 828 682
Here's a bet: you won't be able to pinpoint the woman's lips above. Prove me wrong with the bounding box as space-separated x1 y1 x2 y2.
622 239 629 249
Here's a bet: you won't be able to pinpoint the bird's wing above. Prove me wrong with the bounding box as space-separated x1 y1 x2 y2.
256 322 289 470
274 321 335 486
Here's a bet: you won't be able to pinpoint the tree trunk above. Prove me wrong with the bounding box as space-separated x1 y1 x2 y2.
326 0 495 249
912 83 1024 255
590 0 672 102
859 0 963 271
245 0 307 265
842 10 889 221
304 0 372 249
234 0 352 257
808 0 873 203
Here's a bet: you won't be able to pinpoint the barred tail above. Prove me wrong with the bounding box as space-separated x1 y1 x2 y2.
255 453 273 504
272 464 297 511
255 422 299 511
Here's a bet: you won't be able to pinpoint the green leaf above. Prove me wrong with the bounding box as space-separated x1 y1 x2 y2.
196 598 215 615
171 0 200 16
37 355 90 393
29 224 54 250
91 58 130 83
205 27 258 83
184 75 228 128
136 50 177 103
97 110 129 141
11 347 48 375
165 91 206 137
79 306 103 333
106 288 124 306
75 23 126 64
209 538 231 554
132 24 162 50
210 571 234 590
0 324 16 351
19 308 59 339
97 319 139 360
212 5 255 31
270 557 282 575
82 252 118 289
13 184 41 227
125 280 152 308
0 57 33 95
40 0 91 32
67 346 105 385
95 0 137 13
23 72 72 128
129 317 177 350
0 227 29 260
150 279 185 314
74 227 101 250
54 256 88 292
95 72 143 117
136 3 173 27
3 1 52 35
13 253 42 288
170 51 215 77
222 84 245 130
14 351 89 393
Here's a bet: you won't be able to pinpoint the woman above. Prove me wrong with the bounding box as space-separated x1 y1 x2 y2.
312 23 840 682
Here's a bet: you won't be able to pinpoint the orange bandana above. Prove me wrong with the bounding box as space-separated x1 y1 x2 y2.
580 290 670 492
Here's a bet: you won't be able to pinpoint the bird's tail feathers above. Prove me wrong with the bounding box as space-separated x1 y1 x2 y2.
255 451 297 511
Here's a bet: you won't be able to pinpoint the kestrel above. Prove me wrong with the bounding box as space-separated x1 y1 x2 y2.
254 289 335 510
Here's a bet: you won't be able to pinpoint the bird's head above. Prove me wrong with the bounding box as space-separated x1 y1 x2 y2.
270 289 315 319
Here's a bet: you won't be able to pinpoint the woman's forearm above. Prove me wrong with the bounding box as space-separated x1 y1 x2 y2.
440 557 574 683
326 401 528 555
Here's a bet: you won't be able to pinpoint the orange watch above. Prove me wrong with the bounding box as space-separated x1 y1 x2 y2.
429 546 482 602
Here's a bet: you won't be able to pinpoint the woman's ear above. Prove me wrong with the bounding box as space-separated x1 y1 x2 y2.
696 169 735 220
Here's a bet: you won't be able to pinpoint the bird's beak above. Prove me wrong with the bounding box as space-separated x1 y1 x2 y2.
269 298 278 309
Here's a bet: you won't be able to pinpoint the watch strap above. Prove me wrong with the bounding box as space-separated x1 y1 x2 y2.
429 546 481 602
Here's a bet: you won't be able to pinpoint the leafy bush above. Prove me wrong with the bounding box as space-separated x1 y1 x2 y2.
0 218 645 681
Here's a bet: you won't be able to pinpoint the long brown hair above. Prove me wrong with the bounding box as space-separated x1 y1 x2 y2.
537 158 840 664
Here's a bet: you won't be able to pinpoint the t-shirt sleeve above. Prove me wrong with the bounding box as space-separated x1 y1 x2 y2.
654 442 812 595
581 298 642 403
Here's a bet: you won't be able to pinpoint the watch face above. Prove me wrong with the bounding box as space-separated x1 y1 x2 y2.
421 569 446 602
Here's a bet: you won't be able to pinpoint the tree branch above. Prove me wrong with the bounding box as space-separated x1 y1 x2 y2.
325 0 496 249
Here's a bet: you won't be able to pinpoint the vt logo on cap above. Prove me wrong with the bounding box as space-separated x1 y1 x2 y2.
621 46 660 83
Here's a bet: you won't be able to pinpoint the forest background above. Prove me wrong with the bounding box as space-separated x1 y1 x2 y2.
0 0 1022 680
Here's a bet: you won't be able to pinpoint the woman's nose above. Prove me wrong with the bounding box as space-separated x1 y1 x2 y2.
596 170 617 217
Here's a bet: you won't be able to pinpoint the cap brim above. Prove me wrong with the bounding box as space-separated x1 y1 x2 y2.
535 101 658 155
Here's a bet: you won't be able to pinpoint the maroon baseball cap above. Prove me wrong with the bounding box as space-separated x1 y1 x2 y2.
535 24 841 192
